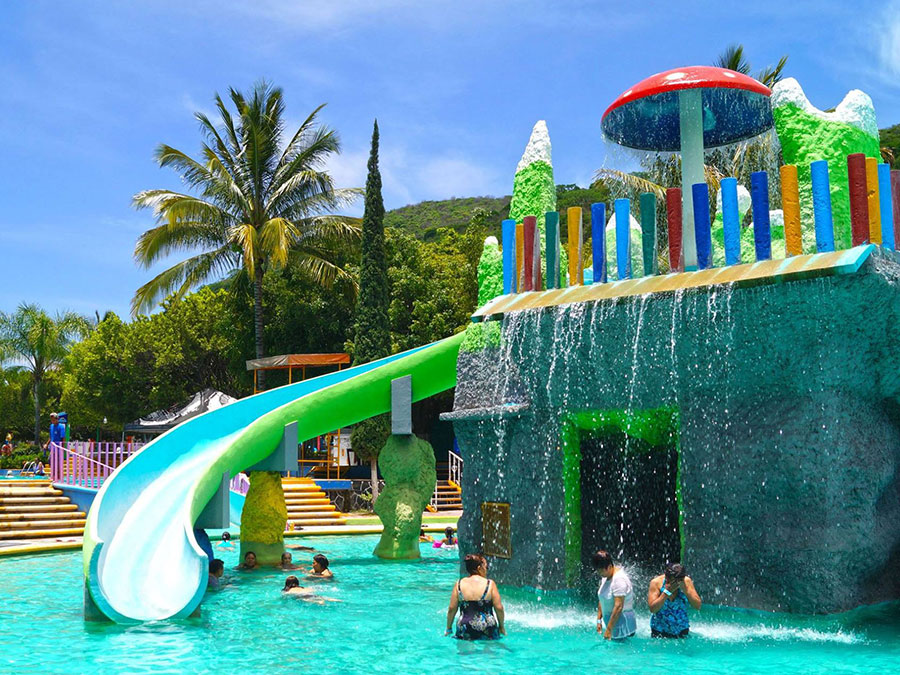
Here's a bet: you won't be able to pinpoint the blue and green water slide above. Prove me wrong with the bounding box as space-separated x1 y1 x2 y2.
83 334 463 623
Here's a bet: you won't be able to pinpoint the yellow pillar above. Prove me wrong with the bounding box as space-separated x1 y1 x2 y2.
866 157 882 244
515 223 525 291
780 164 802 256
567 206 583 285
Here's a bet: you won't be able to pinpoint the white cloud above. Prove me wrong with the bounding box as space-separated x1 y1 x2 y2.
879 5 900 78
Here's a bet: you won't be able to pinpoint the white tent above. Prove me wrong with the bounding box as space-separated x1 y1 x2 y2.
124 389 236 435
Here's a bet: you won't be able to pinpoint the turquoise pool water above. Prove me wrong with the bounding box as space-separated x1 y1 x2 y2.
1 536 898 674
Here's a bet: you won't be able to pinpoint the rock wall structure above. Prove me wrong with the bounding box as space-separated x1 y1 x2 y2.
772 77 880 251
240 471 288 564
373 434 437 559
446 249 900 613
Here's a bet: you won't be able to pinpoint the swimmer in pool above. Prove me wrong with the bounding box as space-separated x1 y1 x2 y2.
216 531 235 550
648 563 702 638
419 528 434 543
236 551 259 570
307 554 333 579
280 552 301 570
282 575 340 604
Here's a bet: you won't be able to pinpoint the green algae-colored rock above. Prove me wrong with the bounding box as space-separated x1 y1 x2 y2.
240 471 287 564
476 236 503 306
373 435 437 559
772 78 880 252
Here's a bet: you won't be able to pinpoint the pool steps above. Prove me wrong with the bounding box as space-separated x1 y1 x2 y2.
0 479 86 540
282 477 347 528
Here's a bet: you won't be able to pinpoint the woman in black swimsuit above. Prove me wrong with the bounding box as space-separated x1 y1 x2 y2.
445 553 506 639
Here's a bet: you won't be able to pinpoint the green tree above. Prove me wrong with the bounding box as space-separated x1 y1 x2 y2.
63 289 248 428
0 304 89 443
132 82 360 389
714 43 788 88
351 120 392 499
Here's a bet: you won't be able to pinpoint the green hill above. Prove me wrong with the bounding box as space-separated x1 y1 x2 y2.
385 196 510 241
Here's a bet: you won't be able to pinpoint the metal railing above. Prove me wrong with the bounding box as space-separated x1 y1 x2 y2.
448 450 463 487
49 442 120 489
230 472 250 495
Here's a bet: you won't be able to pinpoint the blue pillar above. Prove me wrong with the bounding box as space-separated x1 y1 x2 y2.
810 160 835 253
501 218 516 293
615 198 631 280
750 171 772 261
591 202 607 284
692 182 712 270
546 211 560 288
879 163 895 251
639 192 657 276
720 177 741 266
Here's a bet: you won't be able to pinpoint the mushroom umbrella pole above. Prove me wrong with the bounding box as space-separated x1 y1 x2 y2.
602 66 773 271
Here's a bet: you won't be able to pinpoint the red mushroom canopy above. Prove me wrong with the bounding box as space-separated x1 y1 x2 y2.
601 66 773 151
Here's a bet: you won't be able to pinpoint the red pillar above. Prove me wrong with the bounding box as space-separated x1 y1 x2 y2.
523 215 537 291
848 153 869 246
666 188 682 272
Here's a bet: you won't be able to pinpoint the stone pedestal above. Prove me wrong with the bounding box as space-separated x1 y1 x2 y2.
239 471 287 565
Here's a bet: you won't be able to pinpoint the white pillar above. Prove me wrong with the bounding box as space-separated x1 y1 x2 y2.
679 89 704 271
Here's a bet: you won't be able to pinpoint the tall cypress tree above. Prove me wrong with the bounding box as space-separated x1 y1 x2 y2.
351 120 391 499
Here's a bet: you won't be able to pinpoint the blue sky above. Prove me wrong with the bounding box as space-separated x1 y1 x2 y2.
2 0 899 318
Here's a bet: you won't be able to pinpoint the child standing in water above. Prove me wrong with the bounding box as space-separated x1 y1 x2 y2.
648 563 702 638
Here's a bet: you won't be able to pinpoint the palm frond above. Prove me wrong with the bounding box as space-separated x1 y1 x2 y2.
715 44 751 74
258 217 300 269
131 247 238 315
595 168 667 198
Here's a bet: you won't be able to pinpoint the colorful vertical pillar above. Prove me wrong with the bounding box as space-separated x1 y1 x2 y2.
666 188 682 272
545 211 560 289
515 222 525 291
866 157 882 245
720 177 741 265
522 215 537 291
591 202 607 284
810 160 835 253
614 198 631 280
501 218 516 293
781 164 802 256
568 206 583 285
847 153 869 246
892 170 900 249
639 192 657 276
750 171 772 261
691 183 712 270
878 164 895 251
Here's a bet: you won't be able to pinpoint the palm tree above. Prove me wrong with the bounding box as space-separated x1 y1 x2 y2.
715 44 788 88
132 82 361 388
0 304 90 444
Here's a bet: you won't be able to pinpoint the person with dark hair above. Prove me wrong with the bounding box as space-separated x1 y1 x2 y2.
208 559 225 589
308 553 333 579
648 562 702 638
216 531 234 551
434 526 457 549
236 551 259 570
593 550 636 640
445 553 505 640
419 528 434 543
282 575 340 604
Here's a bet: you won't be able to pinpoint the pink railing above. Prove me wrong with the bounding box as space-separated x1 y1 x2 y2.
230 472 250 496
49 441 144 489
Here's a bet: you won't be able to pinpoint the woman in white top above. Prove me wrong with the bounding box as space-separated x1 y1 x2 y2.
593 550 636 640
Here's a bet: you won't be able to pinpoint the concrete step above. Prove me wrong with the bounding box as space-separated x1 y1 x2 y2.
0 518 86 531
0 503 78 513
0 527 84 540
0 487 63 497
285 497 330 506
0 511 86 522
290 517 347 527
0 496 70 505
285 503 336 512
287 509 343 518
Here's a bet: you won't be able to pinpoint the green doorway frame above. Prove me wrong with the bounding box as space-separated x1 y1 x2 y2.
560 407 681 585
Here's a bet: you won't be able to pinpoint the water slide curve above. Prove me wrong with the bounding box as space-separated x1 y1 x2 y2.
83 333 463 623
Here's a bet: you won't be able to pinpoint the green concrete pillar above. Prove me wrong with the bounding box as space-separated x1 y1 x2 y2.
240 471 287 564
373 435 437 559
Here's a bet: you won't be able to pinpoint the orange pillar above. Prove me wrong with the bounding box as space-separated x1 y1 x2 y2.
567 206 583 285
780 164 802 256
866 157 882 244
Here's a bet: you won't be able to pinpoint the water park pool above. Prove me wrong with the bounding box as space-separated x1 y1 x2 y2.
2 536 899 674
